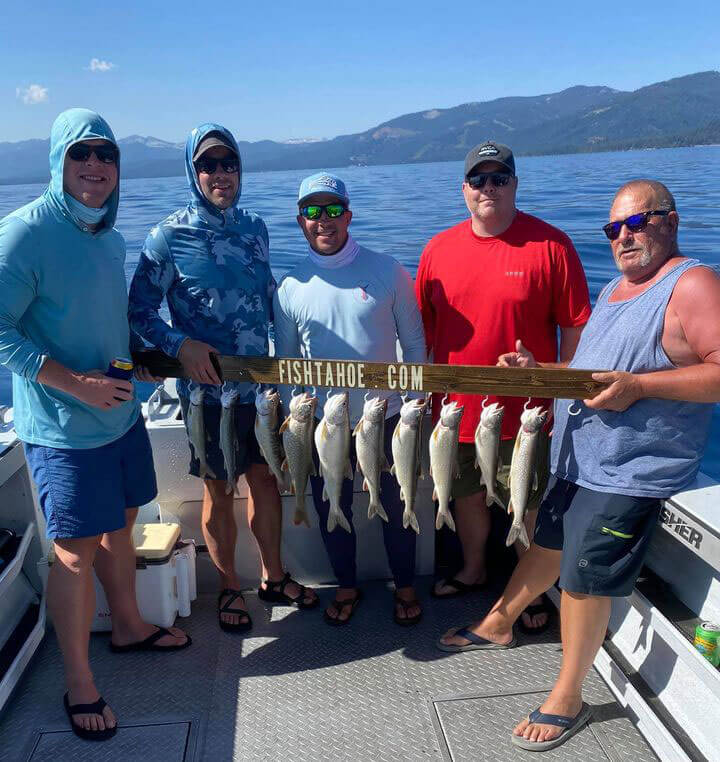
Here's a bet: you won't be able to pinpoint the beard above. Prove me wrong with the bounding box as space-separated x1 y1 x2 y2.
615 245 653 272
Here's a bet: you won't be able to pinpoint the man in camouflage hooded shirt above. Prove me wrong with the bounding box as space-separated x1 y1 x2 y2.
129 124 317 630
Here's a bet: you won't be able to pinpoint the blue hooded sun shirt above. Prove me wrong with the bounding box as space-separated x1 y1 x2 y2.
0 108 140 449
128 123 275 404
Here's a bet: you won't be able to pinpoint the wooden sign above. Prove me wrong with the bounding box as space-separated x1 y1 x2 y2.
133 348 607 400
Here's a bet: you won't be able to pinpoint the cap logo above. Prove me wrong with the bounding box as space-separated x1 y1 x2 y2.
314 175 338 190
477 144 499 157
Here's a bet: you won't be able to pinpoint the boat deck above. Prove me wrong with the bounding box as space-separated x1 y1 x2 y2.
0 577 656 762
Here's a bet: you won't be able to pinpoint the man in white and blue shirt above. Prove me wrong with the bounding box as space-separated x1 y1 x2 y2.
273 172 427 625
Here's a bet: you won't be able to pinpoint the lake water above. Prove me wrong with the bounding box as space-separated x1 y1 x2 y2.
1 146 719 479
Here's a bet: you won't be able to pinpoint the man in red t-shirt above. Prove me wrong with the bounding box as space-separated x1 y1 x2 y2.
415 141 591 631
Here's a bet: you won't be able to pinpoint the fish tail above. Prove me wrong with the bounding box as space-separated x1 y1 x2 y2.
403 507 420 534
486 489 506 510
505 521 530 549
327 504 352 534
367 497 389 522
435 506 456 532
294 504 311 528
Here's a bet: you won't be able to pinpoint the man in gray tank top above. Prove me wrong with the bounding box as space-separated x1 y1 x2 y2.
436 179 720 752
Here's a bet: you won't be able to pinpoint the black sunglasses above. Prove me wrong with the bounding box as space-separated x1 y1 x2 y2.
194 157 239 175
602 210 670 241
466 172 512 190
299 203 347 220
67 143 118 164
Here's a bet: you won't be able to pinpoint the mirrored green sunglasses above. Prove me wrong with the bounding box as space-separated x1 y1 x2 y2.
300 203 347 220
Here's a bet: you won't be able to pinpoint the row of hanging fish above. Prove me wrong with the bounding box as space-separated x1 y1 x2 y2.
205 382 546 543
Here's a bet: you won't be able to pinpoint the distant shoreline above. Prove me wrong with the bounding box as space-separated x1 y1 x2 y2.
2 141 719 188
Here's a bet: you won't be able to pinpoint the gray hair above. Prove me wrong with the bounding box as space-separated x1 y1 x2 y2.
613 179 676 212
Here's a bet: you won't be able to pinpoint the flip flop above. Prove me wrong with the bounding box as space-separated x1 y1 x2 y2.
258 572 318 609
109 626 192 652
394 593 422 627
431 577 486 598
436 626 517 652
518 593 554 636
324 590 363 626
511 702 592 751
63 692 117 741
217 588 253 633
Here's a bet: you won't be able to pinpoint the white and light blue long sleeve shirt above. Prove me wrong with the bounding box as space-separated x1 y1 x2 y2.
272 235 427 424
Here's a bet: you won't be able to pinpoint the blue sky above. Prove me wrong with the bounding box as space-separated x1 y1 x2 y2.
2 0 719 144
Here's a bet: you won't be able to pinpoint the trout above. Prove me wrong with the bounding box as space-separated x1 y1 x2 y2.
429 399 464 532
391 397 426 534
255 388 287 493
474 402 506 509
279 391 317 527
506 406 548 548
314 392 353 533
353 396 390 522
219 386 240 494
188 386 216 480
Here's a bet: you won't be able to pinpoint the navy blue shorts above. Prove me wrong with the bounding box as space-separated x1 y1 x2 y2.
24 415 158 540
534 476 662 597
178 397 265 481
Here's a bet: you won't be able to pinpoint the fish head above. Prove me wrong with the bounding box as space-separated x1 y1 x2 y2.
440 400 464 428
520 405 547 432
480 402 504 429
362 395 387 424
324 391 349 426
189 386 205 406
290 391 317 422
255 388 279 416
399 397 426 426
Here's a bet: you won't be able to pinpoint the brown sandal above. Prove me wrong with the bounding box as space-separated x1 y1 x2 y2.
394 593 422 626
323 590 363 626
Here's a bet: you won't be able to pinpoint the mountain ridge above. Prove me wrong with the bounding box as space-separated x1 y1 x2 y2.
2 71 719 186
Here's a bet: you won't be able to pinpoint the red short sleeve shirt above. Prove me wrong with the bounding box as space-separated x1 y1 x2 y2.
415 212 591 442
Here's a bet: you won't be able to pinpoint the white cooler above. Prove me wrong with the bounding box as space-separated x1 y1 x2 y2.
38 522 197 631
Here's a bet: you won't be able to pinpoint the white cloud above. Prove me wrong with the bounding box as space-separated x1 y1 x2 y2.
89 58 116 72
16 84 48 105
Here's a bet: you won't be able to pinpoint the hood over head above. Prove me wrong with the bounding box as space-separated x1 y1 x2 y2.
47 108 120 230
185 123 242 218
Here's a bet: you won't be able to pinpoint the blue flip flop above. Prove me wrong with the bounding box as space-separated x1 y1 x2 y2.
511 702 592 751
436 626 517 652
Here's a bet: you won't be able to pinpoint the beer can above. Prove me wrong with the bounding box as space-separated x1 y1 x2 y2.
106 357 134 381
694 622 720 667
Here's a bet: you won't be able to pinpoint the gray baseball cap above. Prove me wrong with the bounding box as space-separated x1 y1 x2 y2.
464 141 515 177
192 133 237 161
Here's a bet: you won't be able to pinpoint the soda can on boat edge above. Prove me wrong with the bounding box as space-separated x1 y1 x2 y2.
693 622 720 667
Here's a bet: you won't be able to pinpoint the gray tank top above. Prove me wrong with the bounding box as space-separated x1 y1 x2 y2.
551 258 714 497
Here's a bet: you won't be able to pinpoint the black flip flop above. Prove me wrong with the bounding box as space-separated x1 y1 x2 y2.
431 577 485 599
324 590 363 626
258 571 318 609
63 692 117 741
394 593 422 627
518 593 554 636
217 588 253 633
110 625 192 653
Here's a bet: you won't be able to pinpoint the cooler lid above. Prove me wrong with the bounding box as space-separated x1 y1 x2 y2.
132 523 181 560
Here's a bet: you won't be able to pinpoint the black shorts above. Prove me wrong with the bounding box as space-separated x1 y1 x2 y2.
179 396 265 481
534 476 662 597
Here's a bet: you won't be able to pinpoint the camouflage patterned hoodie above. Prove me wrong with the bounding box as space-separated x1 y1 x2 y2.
128 123 275 404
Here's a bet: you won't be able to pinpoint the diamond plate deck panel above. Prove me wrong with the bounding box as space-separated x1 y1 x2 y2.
27 722 190 762
0 578 656 761
435 692 657 762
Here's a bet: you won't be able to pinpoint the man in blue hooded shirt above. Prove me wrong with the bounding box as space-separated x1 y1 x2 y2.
129 124 318 631
0 108 189 741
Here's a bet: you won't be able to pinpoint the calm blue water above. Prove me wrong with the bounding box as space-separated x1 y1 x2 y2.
1 146 719 478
